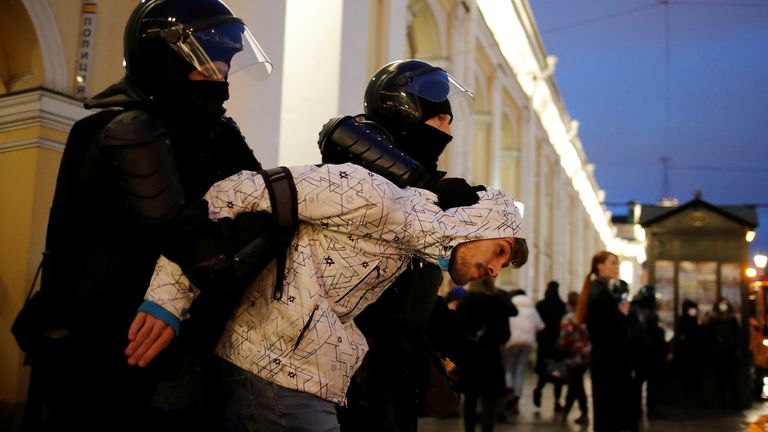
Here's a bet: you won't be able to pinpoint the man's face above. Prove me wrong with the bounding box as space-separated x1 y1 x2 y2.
449 238 516 285
423 114 452 136
188 60 230 81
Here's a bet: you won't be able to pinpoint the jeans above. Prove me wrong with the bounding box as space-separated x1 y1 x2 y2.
503 345 533 397
222 360 340 432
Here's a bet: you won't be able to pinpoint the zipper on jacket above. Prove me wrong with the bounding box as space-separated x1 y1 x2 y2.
293 306 318 351
334 264 380 304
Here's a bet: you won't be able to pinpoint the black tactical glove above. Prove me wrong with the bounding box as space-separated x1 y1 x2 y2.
427 177 486 210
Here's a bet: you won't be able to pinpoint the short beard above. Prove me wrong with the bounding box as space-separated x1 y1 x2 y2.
449 249 472 285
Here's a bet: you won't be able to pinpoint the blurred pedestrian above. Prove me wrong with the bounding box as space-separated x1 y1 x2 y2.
533 280 566 412
674 299 704 407
456 277 514 432
630 285 669 420
576 251 638 432
503 290 544 415
446 285 468 310
556 291 591 426
703 297 742 410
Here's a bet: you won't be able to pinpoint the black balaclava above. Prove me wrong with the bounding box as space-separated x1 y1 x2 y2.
157 50 231 118
178 80 230 118
394 97 453 174
398 123 452 175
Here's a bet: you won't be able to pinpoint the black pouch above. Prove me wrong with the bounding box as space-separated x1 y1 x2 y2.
11 256 72 364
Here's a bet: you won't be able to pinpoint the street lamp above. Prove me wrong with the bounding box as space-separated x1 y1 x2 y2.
755 254 768 271
747 230 757 243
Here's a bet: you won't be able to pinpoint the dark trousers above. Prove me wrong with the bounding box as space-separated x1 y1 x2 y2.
534 373 563 402
26 354 158 432
463 393 497 432
563 365 588 415
591 362 638 432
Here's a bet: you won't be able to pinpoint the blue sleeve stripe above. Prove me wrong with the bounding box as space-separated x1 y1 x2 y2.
137 301 180 335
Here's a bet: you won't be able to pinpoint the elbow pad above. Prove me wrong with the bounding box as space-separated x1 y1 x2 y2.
318 115 431 188
99 110 184 223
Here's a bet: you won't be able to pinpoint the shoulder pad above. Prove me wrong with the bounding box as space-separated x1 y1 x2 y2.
101 110 166 148
98 110 184 223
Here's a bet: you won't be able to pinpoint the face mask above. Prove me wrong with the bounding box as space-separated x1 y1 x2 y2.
397 122 453 174
180 80 231 117
687 308 697 317
718 302 728 313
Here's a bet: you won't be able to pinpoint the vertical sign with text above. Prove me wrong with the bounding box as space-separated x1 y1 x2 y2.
74 2 97 98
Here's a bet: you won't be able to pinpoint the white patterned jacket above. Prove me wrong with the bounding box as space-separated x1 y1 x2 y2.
145 163 522 404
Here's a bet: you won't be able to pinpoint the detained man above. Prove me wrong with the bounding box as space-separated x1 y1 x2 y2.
126 162 528 431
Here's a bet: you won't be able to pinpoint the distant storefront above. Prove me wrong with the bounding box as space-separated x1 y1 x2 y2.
640 193 757 333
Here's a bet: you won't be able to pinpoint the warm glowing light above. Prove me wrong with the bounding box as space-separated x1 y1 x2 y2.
762 339 768 347
620 261 634 284
755 254 768 270
477 0 618 252
633 224 646 242
747 267 758 278
747 231 757 243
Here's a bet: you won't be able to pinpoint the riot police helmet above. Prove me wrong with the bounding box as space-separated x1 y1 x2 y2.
363 59 473 138
123 0 271 97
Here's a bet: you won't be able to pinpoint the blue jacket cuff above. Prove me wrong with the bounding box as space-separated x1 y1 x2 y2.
138 301 180 335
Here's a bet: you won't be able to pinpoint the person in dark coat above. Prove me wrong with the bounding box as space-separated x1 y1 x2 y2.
674 299 704 407
630 285 669 420
576 251 638 432
703 297 742 410
456 277 515 432
327 59 489 432
532 280 567 411
17 2 273 431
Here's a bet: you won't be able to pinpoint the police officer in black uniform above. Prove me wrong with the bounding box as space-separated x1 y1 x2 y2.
19 1 272 431
319 59 488 432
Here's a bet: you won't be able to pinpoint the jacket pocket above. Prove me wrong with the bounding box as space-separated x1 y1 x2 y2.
293 305 318 351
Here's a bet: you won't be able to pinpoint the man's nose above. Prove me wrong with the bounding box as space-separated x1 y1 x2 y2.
439 117 452 135
487 263 500 278
210 61 230 80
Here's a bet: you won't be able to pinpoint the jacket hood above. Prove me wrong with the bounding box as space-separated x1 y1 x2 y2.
426 187 524 258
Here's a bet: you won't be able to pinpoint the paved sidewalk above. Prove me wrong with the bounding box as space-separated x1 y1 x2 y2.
418 369 764 432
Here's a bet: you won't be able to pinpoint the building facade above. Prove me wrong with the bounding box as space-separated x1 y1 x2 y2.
640 193 757 332
0 0 643 408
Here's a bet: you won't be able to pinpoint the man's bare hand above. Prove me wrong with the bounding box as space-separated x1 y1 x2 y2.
125 312 175 367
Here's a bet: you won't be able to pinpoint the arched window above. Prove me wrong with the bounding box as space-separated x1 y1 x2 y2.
406 0 443 60
0 0 44 94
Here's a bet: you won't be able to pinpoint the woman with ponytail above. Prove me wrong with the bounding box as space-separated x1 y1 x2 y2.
576 251 638 432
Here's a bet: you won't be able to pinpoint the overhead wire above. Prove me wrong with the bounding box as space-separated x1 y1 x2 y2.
540 3 662 34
